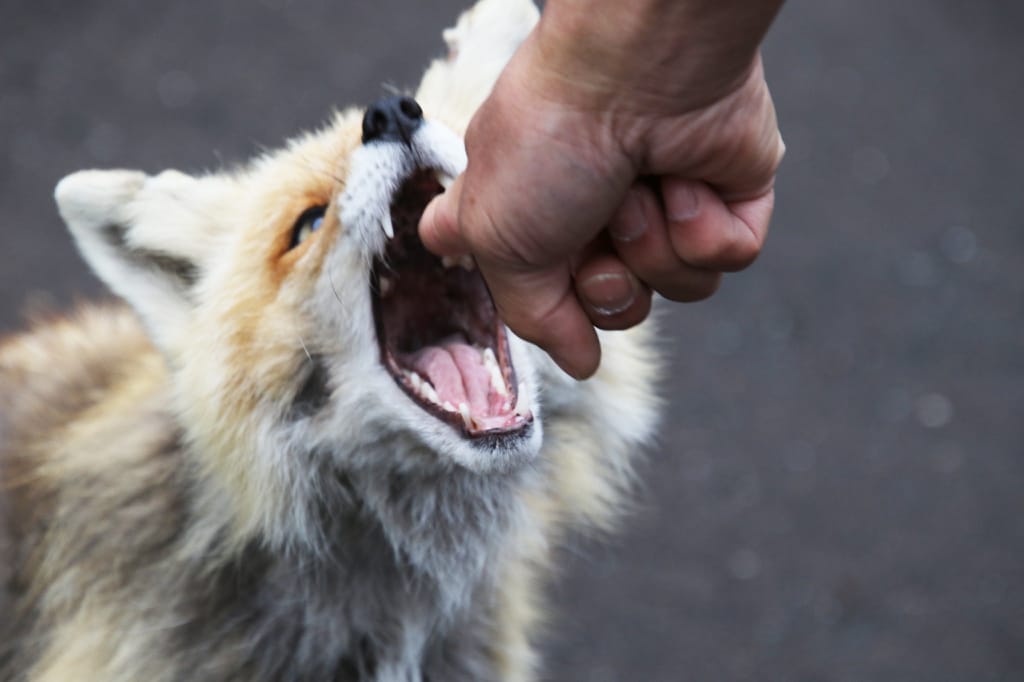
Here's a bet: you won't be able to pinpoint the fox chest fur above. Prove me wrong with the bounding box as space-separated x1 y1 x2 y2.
0 1 659 681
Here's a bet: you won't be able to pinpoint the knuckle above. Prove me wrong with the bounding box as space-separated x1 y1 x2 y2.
692 275 722 302
657 271 721 303
683 225 762 272
727 230 763 271
499 291 565 342
772 133 787 171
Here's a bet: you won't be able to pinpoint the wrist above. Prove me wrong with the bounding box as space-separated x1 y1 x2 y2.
534 0 783 113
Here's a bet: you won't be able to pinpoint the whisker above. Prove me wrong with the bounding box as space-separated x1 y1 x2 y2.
297 335 314 364
327 267 344 307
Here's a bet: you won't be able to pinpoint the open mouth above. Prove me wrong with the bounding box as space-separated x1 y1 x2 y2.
371 169 532 438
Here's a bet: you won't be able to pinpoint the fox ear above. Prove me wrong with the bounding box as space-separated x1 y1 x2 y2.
415 0 539 133
54 169 224 351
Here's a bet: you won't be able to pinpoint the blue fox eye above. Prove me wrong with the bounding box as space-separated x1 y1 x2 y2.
291 206 327 249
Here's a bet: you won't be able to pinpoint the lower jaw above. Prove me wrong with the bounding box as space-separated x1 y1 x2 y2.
380 335 533 439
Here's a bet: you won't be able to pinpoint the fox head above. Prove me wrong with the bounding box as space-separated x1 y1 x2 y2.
52 0 549 542
50 0 657 556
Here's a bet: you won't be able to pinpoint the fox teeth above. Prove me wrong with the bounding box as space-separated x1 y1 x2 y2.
404 370 440 405
441 254 476 271
403 370 421 394
381 211 395 239
435 170 455 190
379 276 394 298
482 347 507 396
458 402 473 430
514 382 531 418
420 382 440 405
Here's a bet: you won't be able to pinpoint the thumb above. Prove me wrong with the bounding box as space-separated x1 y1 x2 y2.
419 174 469 256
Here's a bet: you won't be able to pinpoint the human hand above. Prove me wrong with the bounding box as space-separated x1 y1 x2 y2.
419 0 785 379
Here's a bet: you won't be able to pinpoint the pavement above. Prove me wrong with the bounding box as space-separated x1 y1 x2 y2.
1 1 1021 680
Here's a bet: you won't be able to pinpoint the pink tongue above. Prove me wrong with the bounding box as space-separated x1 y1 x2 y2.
407 342 494 415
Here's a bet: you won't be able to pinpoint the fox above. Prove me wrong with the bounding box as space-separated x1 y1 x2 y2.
0 1 659 680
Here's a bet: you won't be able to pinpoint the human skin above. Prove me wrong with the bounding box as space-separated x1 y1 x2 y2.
419 0 786 379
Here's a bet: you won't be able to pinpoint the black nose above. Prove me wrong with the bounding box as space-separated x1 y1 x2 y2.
362 95 423 145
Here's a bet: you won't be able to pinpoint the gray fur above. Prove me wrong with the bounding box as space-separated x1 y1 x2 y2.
1 389 528 681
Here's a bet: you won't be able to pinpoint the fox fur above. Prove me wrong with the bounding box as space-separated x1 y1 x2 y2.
0 1 659 680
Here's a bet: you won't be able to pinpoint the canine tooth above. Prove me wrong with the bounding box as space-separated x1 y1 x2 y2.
514 382 531 417
409 372 422 391
421 382 440 404
442 401 456 413
381 212 395 239
482 348 507 396
458 402 473 430
442 255 457 269
379 277 394 297
435 170 455 190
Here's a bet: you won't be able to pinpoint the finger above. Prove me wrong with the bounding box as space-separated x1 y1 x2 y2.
481 262 602 380
728 188 776 257
696 57 786 202
661 177 771 273
573 246 652 330
418 174 469 257
608 182 722 302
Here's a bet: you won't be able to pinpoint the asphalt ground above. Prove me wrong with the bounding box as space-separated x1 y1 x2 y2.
1 1 1022 680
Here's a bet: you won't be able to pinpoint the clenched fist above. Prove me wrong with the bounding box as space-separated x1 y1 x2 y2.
420 0 786 378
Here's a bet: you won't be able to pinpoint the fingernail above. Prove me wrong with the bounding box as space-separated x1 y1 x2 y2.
579 272 637 316
668 181 700 222
608 191 647 242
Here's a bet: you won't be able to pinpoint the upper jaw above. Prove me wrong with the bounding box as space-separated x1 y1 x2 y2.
335 119 541 471
338 120 466 256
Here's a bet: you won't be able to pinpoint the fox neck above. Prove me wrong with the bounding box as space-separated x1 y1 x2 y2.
187 411 532 617
171 439 528 678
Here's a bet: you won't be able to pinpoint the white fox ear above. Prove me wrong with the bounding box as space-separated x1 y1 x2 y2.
54 169 224 351
415 0 539 133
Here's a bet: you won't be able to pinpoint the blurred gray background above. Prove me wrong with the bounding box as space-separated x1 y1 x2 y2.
1 0 1021 680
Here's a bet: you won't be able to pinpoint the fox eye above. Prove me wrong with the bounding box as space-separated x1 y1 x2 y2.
290 206 327 249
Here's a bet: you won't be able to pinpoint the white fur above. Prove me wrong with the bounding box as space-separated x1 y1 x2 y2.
416 0 539 132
